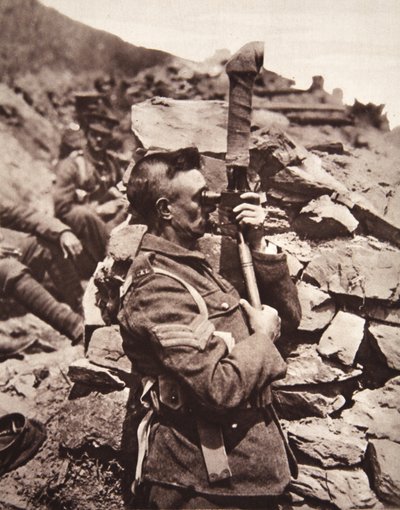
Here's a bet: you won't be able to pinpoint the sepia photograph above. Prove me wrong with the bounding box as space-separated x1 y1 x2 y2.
0 1 399 508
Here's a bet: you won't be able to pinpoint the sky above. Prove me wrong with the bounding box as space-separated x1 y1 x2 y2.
40 0 400 128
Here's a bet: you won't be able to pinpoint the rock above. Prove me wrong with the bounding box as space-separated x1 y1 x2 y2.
287 417 368 467
58 389 130 452
131 97 228 155
293 195 358 238
107 224 148 262
368 322 400 371
200 155 228 193
267 153 349 200
273 344 362 387
274 389 346 419
249 127 308 177
306 142 346 155
341 376 400 443
297 281 336 332
68 358 126 392
87 325 131 373
82 276 105 328
318 311 365 366
291 465 381 509
304 238 400 303
368 439 400 505
0 83 59 159
251 108 289 130
286 253 304 279
335 191 400 248
6 372 36 398
358 302 400 325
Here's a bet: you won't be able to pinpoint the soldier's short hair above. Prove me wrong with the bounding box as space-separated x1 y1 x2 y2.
127 147 201 223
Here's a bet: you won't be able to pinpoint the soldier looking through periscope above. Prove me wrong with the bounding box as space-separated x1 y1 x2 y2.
118 147 301 509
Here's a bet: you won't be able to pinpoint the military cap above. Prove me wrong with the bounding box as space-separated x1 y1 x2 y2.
87 122 113 136
84 111 119 130
74 91 105 111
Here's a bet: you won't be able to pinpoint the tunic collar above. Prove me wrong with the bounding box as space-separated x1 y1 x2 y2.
141 233 207 263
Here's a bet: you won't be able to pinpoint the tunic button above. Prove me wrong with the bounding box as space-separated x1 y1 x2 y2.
221 302 230 310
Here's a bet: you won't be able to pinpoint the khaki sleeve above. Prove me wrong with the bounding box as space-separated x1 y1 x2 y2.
120 270 287 413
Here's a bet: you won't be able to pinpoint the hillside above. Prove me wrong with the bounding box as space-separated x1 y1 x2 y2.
0 0 173 81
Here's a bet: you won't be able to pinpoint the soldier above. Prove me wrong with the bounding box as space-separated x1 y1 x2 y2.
52 121 124 277
0 197 84 357
118 148 301 509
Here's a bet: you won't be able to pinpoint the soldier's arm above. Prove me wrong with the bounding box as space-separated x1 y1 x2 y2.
0 197 71 244
233 192 301 332
252 250 301 333
52 157 80 216
120 269 287 413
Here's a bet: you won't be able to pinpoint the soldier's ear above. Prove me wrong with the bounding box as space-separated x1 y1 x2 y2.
155 197 172 220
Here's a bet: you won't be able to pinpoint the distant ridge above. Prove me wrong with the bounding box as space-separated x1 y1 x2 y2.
0 0 175 82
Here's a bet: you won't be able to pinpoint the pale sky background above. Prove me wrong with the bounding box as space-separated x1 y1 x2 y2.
41 0 400 128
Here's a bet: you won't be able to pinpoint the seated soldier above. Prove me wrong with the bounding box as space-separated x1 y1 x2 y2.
52 122 121 277
1 197 84 357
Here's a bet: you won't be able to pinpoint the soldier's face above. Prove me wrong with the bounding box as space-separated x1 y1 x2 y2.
168 169 214 240
87 130 111 152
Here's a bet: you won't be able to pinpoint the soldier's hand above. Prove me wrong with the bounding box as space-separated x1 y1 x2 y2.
233 192 266 250
59 231 83 259
240 299 281 342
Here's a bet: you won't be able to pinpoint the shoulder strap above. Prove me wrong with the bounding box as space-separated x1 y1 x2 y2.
153 268 208 318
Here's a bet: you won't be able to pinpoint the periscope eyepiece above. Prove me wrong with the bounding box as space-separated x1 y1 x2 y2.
201 190 221 207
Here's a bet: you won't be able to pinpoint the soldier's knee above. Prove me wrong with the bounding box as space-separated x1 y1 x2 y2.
0 259 30 294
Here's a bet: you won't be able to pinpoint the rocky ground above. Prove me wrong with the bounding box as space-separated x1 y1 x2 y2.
1 11 400 509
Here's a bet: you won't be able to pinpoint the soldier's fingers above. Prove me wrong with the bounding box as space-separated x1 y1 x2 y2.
239 192 259 201
233 202 259 213
235 210 258 221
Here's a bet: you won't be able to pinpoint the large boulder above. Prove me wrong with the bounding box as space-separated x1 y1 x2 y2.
131 97 287 156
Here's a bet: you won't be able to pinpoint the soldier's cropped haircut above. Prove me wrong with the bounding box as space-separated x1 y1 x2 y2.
127 147 201 222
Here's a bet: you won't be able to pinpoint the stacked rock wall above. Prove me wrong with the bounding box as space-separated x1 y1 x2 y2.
70 98 400 509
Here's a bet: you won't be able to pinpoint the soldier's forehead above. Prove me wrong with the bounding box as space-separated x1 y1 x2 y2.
173 168 206 189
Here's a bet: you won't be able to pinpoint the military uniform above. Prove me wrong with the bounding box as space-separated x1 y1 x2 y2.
0 197 83 345
0 197 81 309
52 147 116 276
118 233 301 505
